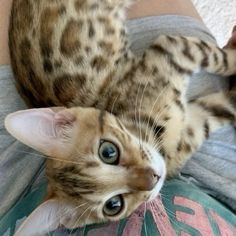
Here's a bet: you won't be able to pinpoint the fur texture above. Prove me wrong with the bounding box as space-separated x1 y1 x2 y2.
6 0 236 233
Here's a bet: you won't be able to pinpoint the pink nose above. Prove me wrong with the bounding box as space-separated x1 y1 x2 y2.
128 167 160 191
148 168 160 189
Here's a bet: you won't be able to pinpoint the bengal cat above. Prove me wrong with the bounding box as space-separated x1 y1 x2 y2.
5 0 236 234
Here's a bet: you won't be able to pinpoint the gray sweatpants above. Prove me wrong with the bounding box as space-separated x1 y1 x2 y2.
0 15 235 217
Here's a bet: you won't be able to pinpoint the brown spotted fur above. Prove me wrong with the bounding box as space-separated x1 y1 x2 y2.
9 0 236 228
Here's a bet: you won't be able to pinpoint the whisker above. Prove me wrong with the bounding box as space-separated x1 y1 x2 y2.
44 202 89 235
110 94 119 115
81 206 96 235
144 202 148 236
74 146 90 157
149 202 168 236
61 202 90 235
138 79 150 148
14 150 83 165
150 196 181 235
159 193 213 235
147 119 168 151
153 137 166 152
161 205 187 232
135 82 143 148
71 205 92 233
144 88 166 144
147 112 169 145
13 150 86 165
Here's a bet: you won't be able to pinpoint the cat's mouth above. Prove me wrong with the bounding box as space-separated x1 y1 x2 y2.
143 144 166 201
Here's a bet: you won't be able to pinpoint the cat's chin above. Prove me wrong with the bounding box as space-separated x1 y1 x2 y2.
143 143 167 201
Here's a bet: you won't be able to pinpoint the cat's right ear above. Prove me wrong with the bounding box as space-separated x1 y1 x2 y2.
14 199 77 236
4 108 76 156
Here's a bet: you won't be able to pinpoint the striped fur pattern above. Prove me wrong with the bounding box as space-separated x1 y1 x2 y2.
8 0 236 229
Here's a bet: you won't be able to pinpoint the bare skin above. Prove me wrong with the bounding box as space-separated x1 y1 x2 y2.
127 0 203 20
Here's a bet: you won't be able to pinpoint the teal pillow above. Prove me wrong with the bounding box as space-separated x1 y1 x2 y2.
1 180 235 236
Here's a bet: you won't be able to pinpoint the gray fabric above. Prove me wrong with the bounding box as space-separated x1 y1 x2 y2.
0 65 45 217
182 127 236 211
0 15 235 218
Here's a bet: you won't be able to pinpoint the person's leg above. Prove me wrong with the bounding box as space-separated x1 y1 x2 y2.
127 0 202 21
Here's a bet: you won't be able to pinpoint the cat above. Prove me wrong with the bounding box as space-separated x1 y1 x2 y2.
5 0 236 235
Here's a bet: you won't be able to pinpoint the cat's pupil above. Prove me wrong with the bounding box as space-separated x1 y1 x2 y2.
103 195 123 216
102 146 116 158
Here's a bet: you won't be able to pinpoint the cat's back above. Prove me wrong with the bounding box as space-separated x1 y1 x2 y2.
9 0 126 107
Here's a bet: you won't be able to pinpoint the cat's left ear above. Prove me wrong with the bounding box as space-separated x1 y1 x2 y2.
4 108 76 156
14 199 77 236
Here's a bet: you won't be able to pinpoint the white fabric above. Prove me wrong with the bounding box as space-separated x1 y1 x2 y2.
192 0 236 47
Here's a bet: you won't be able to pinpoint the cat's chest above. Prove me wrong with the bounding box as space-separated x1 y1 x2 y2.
109 82 185 153
109 80 181 117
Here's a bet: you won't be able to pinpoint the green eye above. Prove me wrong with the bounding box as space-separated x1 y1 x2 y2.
98 140 119 165
103 195 123 216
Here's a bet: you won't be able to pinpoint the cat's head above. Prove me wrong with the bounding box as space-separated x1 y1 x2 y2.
5 107 166 234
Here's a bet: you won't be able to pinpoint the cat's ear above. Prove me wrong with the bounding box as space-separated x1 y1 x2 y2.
5 108 76 156
14 199 76 236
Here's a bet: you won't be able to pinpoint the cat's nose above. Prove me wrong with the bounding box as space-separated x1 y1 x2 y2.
128 167 160 191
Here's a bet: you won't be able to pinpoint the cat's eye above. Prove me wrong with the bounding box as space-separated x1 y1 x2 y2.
98 140 119 165
103 195 124 216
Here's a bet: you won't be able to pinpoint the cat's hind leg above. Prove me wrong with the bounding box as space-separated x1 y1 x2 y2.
148 35 236 77
136 35 236 114
189 92 236 133
166 92 236 176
